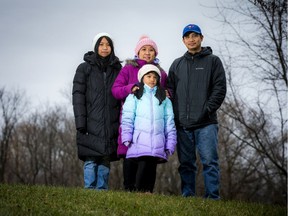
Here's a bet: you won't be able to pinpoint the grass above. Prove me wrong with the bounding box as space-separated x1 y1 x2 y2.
0 184 286 216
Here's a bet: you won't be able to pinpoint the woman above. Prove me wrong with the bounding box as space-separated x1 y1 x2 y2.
72 32 122 190
112 35 167 191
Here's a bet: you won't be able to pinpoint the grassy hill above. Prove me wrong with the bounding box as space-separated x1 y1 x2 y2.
0 184 286 216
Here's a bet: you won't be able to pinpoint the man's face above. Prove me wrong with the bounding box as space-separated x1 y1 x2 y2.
182 32 203 53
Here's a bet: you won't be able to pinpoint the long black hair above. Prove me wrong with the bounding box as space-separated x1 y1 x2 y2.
94 36 116 72
134 71 166 105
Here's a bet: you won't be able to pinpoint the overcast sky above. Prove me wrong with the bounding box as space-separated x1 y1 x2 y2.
0 0 224 108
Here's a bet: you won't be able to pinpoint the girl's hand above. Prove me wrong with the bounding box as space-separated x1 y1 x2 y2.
123 141 131 147
165 149 172 156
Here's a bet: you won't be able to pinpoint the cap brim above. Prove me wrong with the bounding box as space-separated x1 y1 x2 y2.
183 30 201 37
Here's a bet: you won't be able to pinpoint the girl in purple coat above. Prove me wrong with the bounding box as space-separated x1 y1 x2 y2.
112 35 168 191
121 64 177 193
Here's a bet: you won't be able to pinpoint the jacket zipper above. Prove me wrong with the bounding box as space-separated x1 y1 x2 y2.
150 89 154 151
103 71 108 144
186 56 193 120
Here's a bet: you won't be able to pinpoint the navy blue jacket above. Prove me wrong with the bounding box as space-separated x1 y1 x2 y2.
167 47 226 129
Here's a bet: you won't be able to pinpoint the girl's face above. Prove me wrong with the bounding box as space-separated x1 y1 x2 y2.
138 45 156 63
98 37 112 58
143 72 158 88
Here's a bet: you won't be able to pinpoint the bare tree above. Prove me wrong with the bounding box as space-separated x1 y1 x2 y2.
35 105 80 186
209 0 287 204
10 114 42 184
56 109 82 186
6 104 83 187
0 87 27 183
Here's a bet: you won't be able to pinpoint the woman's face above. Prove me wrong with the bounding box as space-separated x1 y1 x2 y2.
97 37 112 58
142 72 158 88
138 45 156 63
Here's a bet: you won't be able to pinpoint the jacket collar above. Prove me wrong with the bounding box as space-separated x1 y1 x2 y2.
144 84 157 93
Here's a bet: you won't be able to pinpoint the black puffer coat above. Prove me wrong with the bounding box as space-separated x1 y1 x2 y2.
72 51 122 161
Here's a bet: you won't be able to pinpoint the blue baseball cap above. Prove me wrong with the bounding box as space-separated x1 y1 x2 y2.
182 24 202 37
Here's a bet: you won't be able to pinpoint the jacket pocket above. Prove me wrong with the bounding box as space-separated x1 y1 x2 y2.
132 131 141 144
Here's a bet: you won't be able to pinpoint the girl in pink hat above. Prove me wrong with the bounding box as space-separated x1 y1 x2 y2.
112 35 168 192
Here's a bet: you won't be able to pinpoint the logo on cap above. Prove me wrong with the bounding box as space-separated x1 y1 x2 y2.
182 24 202 37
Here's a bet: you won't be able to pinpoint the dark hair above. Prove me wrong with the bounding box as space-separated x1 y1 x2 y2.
183 32 202 38
94 36 115 56
94 36 116 71
134 72 166 105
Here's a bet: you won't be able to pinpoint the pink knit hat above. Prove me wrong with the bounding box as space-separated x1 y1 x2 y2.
134 35 158 56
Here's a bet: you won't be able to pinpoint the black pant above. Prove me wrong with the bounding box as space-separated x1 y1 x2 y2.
123 157 157 193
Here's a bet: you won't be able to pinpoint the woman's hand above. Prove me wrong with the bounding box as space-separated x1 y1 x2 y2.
131 86 139 93
165 90 170 98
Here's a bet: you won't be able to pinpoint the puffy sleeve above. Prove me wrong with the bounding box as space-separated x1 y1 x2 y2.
121 94 137 143
164 98 177 154
160 70 168 88
72 63 87 130
112 65 137 100
166 60 178 99
207 56 227 113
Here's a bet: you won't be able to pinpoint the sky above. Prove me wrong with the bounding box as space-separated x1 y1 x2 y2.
0 0 224 108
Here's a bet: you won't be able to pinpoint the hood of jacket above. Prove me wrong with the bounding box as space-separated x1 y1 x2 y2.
83 51 122 71
184 46 212 59
125 58 164 72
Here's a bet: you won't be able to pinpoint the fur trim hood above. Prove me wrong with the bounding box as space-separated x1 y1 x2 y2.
125 59 164 72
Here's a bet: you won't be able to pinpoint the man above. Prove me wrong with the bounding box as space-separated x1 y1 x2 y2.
167 24 226 199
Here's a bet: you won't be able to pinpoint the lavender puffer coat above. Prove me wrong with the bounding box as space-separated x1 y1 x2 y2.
111 59 167 157
121 85 177 162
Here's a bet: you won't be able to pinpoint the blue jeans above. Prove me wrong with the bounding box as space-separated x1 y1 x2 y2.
177 124 220 199
83 161 110 190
